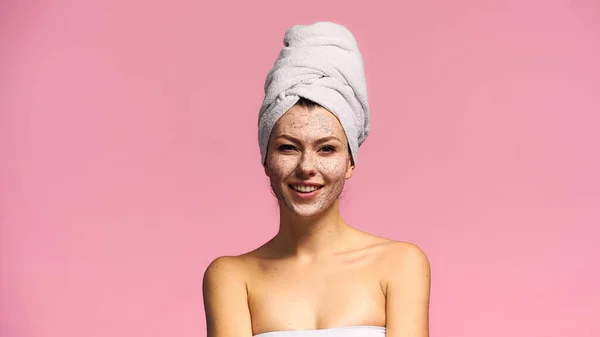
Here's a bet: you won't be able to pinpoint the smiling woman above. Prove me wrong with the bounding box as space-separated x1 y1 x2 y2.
202 22 431 337
265 99 354 217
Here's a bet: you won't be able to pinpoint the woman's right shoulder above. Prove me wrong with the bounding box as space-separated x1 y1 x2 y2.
203 243 274 289
203 255 248 283
203 252 262 283
203 255 255 337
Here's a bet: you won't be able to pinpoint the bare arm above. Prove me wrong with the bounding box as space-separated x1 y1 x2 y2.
385 243 431 337
203 256 253 337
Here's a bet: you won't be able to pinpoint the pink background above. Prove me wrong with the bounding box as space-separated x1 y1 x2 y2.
2 0 599 336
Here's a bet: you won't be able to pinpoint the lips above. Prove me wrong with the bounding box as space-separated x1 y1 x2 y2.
289 184 323 193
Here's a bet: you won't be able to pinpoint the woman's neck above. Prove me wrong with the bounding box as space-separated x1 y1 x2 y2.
271 201 353 261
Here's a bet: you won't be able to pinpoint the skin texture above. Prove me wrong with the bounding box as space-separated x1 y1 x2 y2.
203 104 431 337
264 105 354 218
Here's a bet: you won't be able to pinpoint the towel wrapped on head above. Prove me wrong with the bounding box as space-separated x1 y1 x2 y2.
258 22 370 165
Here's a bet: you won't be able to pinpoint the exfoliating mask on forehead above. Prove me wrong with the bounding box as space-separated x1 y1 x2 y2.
257 21 371 165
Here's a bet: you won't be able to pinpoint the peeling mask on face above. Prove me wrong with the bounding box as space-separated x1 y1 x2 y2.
264 104 354 217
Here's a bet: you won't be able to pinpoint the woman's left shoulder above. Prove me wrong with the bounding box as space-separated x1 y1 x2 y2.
377 239 431 273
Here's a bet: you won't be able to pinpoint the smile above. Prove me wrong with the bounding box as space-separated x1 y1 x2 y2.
289 184 323 193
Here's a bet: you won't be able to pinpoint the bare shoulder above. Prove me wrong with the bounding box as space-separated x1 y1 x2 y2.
203 255 253 337
379 241 431 336
203 255 247 282
202 254 253 301
203 256 245 297
376 240 431 285
348 229 430 273
383 240 430 266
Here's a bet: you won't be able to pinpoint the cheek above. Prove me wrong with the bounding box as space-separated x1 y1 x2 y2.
267 156 298 180
316 158 349 179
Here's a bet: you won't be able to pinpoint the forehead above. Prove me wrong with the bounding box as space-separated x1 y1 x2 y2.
271 105 347 140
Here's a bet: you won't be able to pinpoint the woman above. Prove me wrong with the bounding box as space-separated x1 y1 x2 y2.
203 22 430 337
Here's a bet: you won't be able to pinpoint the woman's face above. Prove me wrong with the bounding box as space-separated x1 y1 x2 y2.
264 104 354 217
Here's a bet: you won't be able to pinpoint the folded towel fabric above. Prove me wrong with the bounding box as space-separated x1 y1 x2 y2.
258 22 370 165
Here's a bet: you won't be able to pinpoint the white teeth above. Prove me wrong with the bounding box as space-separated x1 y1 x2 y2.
291 185 321 193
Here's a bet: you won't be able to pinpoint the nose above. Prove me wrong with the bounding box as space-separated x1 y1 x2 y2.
296 151 317 177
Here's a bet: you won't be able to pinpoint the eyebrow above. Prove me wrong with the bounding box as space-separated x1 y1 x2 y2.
273 134 343 144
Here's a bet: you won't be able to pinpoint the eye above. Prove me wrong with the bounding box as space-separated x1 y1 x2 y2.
320 145 335 153
278 144 296 152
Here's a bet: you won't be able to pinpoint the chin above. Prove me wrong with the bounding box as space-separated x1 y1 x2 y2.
280 194 337 218
285 204 326 218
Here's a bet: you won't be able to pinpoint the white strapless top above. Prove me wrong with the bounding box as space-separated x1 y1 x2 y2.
253 326 386 337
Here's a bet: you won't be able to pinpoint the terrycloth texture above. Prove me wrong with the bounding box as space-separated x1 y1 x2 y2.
253 326 385 337
258 22 370 165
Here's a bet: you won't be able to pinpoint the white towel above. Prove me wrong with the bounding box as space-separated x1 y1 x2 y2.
258 22 370 165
